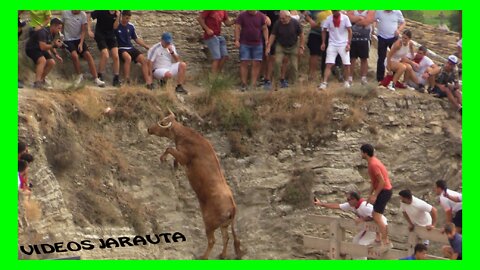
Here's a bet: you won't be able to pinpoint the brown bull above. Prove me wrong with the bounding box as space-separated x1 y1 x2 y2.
147 111 243 259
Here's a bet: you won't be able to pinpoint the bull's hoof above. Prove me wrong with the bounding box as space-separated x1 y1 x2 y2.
235 249 246 260
217 253 227 260
194 253 208 260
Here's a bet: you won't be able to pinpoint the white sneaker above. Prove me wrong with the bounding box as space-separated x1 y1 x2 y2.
344 81 351 88
74 74 84 85
42 79 53 90
387 81 396 91
318 82 328 90
94 77 106 87
361 77 368 85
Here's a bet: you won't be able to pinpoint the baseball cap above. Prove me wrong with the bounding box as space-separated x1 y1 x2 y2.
447 55 458 65
161 32 173 43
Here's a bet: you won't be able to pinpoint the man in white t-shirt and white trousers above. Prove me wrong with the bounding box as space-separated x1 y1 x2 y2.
314 191 388 259
147 32 188 94
399 189 437 245
319 10 352 90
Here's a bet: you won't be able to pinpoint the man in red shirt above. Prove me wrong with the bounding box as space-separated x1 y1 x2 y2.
360 143 393 252
197 11 234 74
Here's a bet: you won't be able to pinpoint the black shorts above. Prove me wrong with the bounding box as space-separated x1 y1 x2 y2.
307 33 322 56
350 40 370 59
453 209 462 228
64 39 89 57
119 48 142 63
25 48 52 64
431 85 459 98
94 31 118 51
373 189 392 214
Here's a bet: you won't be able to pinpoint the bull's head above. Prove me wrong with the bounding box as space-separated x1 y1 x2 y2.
147 109 176 139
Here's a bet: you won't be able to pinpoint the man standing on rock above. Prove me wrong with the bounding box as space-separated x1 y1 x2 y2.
375 10 406 82
197 10 235 75
360 143 393 252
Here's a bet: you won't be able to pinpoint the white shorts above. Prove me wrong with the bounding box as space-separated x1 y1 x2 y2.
152 62 180 79
326 45 351 65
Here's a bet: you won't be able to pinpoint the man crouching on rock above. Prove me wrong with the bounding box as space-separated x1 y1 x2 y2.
25 18 63 90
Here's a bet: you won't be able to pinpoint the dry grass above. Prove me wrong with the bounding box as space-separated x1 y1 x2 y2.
112 88 174 121
341 104 366 131
256 87 335 136
227 131 250 157
281 169 315 209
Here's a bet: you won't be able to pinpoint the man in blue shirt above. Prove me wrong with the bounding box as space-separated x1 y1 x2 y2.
443 222 462 260
400 243 428 260
114 10 153 89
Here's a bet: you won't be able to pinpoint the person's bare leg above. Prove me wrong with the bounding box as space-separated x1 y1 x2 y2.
84 51 99 79
240 61 249 85
251 61 262 89
111 47 120 75
122 51 132 82
373 212 389 245
177 62 187 85
360 58 368 78
35 57 47 82
71 51 81 74
309 55 319 80
137 55 152 84
322 63 334 83
98 48 109 74
41 59 56 80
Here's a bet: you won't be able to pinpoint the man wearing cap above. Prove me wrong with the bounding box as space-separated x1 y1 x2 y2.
147 32 188 94
431 55 462 115
25 18 64 89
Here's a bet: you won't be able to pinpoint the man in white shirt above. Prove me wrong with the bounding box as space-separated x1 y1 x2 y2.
62 10 106 87
147 32 188 94
399 189 437 232
435 180 462 234
314 191 387 259
375 10 406 82
403 46 440 92
319 10 352 90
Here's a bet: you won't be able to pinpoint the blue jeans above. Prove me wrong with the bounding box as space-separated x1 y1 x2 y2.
205 35 228 60
239 44 263 61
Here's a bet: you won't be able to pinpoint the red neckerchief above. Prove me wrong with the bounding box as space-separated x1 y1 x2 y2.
413 54 424 64
355 198 365 209
333 13 341 28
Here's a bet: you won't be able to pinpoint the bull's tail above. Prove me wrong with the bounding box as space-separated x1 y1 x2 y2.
230 204 244 259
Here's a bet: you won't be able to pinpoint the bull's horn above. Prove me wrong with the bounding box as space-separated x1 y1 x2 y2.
158 121 172 129
167 107 176 118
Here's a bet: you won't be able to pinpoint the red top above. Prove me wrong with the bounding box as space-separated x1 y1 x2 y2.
368 156 392 190
201 11 228 40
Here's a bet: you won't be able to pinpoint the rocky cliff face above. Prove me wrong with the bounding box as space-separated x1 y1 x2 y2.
18 86 462 260
18 11 461 260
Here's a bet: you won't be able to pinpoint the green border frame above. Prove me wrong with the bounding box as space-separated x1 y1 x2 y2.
9 1 468 270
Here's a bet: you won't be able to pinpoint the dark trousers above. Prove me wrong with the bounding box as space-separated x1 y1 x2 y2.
376 36 398 82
